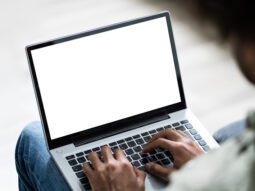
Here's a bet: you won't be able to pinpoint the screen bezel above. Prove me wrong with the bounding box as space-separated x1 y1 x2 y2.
26 12 186 150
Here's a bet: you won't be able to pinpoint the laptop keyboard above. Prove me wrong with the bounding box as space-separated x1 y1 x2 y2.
65 120 210 190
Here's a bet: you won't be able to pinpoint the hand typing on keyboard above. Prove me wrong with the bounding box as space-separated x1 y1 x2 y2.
81 127 204 190
83 146 145 191
143 128 203 180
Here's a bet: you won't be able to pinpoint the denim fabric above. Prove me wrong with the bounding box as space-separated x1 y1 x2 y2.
15 121 71 191
213 119 246 144
15 120 246 190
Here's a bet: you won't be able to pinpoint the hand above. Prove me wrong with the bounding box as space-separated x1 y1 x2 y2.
83 146 146 191
143 129 203 180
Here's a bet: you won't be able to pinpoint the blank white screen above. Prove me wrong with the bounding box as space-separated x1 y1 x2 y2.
31 17 181 139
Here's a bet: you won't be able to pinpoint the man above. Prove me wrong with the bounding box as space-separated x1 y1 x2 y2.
15 0 255 190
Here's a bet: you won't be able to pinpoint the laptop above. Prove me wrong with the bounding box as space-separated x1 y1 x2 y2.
26 11 219 190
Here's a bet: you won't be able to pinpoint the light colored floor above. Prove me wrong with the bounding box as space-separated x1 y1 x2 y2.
1 0 255 190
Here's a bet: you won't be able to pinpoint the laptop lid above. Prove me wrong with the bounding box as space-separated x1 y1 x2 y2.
26 12 186 150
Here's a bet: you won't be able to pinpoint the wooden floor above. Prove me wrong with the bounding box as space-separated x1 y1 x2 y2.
1 0 255 190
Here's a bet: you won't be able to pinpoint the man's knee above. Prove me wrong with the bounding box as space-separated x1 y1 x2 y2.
15 121 43 161
213 119 246 144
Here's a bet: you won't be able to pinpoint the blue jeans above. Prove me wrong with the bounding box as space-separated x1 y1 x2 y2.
15 122 71 191
15 120 245 191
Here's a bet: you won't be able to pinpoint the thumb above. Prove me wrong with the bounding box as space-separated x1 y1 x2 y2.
134 168 146 188
134 168 146 181
145 163 174 180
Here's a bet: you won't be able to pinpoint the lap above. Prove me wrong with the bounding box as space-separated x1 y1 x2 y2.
213 119 246 144
15 121 71 191
15 119 246 190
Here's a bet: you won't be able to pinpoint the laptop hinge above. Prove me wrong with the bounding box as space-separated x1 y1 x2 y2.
74 113 170 147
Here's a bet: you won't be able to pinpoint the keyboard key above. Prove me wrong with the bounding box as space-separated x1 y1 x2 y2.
175 126 186 131
85 155 90 161
156 127 164 132
198 140 207 146
140 158 149 165
83 184 91 190
135 138 144 145
72 164 83 172
76 152 84 157
156 153 165 160
164 150 172 157
149 149 157 155
92 147 100 152
84 150 91 155
127 141 136 147
127 156 132 162
131 154 141 160
109 142 117 147
172 122 180 127
164 125 172 129
125 148 134 155
132 161 141 167
141 144 146 149
68 159 78 166
66 155 75 160
161 158 171 165
180 120 189 124
80 177 89 184
77 157 86 163
119 143 128 150
117 139 125 144
148 155 157 162
149 130 157 134
189 129 198 135
133 146 142 152
140 153 149 158
125 137 132 142
144 136 151 142
202 145 210 152
141 132 149 136
76 171 85 178
133 134 141 139
194 134 202 140
185 124 193 129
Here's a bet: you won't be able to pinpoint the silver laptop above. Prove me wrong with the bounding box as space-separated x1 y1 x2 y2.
26 11 219 190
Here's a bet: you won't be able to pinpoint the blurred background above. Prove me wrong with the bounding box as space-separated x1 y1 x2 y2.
1 0 255 190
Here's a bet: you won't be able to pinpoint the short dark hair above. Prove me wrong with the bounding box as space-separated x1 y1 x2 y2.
196 0 255 40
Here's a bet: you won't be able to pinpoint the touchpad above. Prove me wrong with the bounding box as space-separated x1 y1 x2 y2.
145 174 169 190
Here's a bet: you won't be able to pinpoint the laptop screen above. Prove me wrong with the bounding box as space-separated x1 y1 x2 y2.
31 16 181 140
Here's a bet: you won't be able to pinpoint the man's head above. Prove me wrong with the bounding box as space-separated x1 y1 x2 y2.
195 0 255 84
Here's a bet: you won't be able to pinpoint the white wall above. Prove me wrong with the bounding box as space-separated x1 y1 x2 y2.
1 0 255 190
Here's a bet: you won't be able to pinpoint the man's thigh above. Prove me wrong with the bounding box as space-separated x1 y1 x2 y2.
15 121 71 191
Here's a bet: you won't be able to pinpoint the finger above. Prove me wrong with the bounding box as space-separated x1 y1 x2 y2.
175 130 194 142
134 168 146 180
150 128 180 143
114 148 128 162
145 163 174 179
176 130 185 136
143 138 177 153
83 163 93 177
149 130 168 143
88 152 104 170
101 146 115 162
